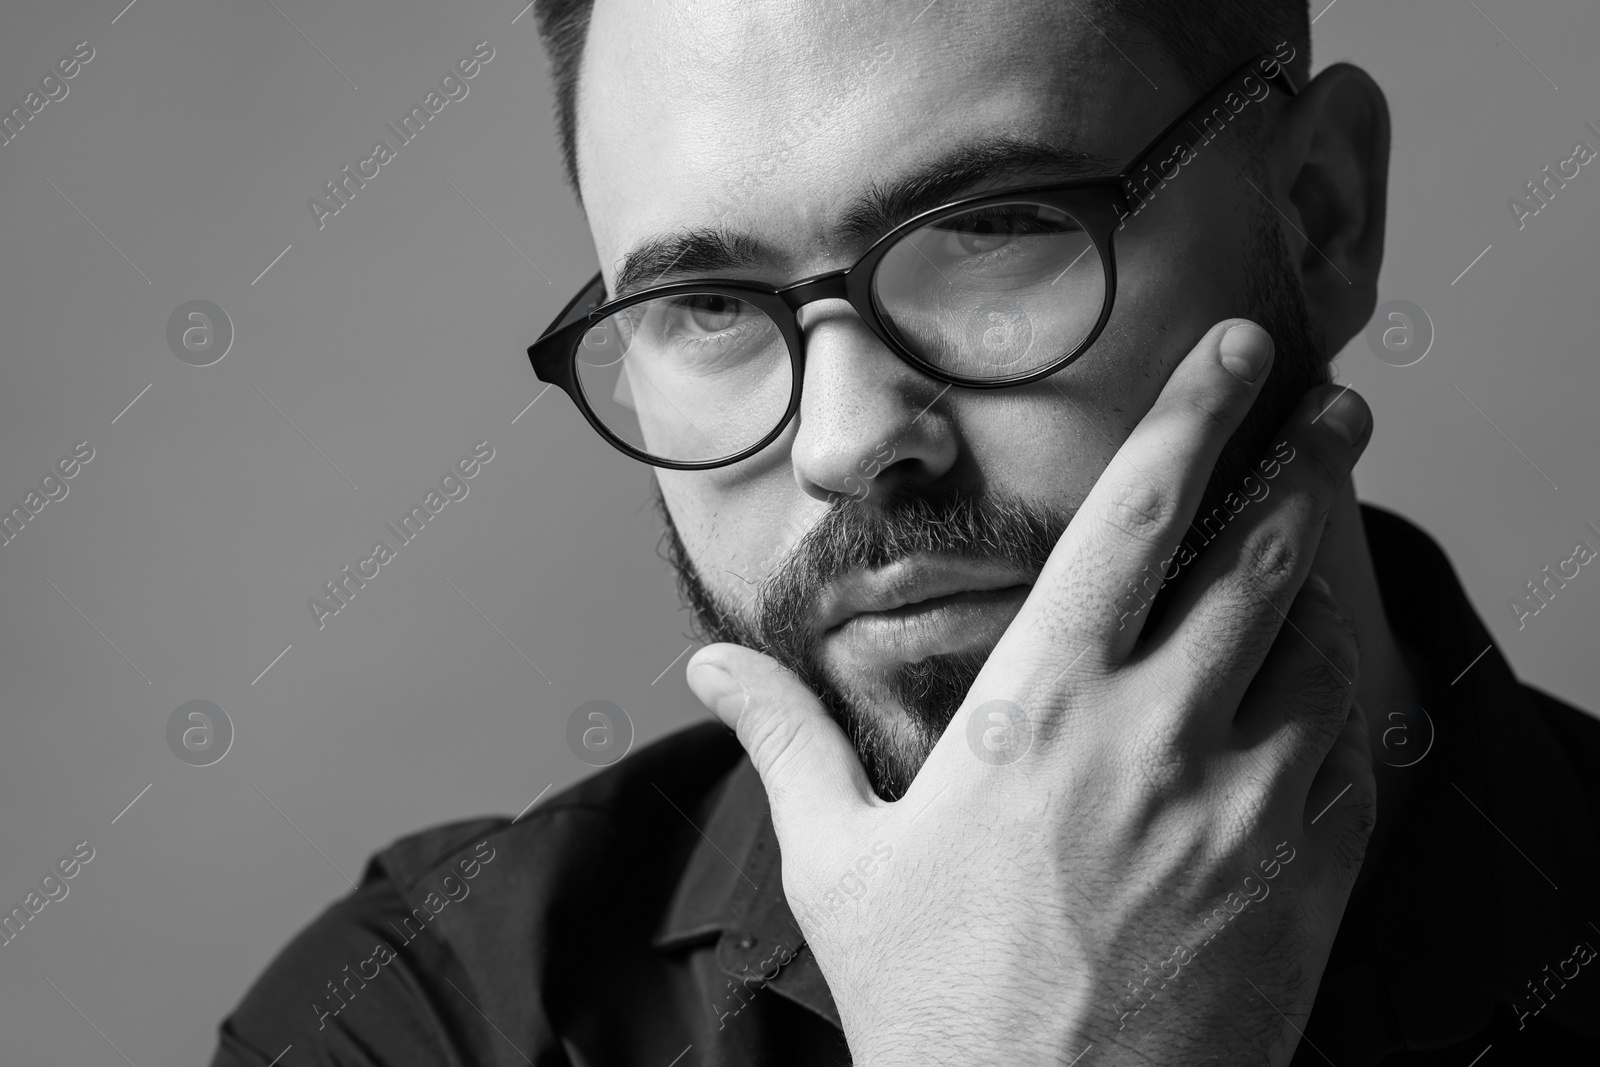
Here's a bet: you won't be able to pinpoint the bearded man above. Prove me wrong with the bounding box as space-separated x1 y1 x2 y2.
212 2 1600 1063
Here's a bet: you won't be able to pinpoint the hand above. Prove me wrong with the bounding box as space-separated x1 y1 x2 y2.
687 319 1377 1066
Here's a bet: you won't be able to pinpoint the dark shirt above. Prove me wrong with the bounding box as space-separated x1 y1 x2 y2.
211 506 1600 1066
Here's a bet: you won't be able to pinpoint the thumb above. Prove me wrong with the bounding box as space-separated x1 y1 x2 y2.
687 643 874 832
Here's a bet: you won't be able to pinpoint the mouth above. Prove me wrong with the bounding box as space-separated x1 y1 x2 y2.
814 555 1036 665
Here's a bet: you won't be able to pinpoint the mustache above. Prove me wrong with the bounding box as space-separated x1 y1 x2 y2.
753 486 1073 654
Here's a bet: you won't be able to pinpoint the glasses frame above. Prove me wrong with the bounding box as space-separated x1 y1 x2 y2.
528 49 1300 470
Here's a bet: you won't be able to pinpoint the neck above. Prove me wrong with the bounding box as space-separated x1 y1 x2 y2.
1317 481 1419 898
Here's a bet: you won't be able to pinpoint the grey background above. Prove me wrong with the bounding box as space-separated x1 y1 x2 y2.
0 0 1595 1062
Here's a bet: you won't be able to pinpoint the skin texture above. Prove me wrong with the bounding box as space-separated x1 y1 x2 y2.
692 345 1381 1064
575 0 1400 704
571 0 1409 1060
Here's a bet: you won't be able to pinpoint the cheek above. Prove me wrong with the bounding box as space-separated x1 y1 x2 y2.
947 388 1117 512
656 472 773 614
1020 194 1249 477
658 456 833 618
1113 162 1259 361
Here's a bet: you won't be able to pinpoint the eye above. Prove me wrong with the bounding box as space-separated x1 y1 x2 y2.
936 208 1061 256
955 215 1019 255
672 294 744 334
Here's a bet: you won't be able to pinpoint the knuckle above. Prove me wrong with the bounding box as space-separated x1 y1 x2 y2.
1025 666 1107 735
1293 661 1354 722
1097 478 1177 547
1183 594 1277 670
1234 748 1292 815
1295 601 1363 688
1243 528 1303 590
1131 716 1207 797
1262 646 1358 763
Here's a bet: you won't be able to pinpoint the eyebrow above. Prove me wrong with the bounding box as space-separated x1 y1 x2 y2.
610 134 1116 299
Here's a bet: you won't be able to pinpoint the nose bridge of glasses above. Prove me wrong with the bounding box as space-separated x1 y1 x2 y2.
775 271 852 313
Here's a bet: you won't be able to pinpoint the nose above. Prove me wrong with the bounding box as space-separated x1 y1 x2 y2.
787 298 960 503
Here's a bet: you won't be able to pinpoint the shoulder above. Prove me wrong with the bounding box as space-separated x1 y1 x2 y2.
208 851 470 1066
1360 502 1600 751
1524 683 1600 787
1358 502 1463 619
371 718 744 896
211 719 743 1066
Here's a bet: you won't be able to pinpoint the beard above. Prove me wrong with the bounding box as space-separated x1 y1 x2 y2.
657 210 1330 801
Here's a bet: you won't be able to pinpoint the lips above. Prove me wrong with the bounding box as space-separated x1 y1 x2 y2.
813 554 1037 636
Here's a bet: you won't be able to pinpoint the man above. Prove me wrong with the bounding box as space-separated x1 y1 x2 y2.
211 0 1600 1063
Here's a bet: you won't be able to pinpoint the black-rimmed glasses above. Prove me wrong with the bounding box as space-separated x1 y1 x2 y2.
527 48 1299 469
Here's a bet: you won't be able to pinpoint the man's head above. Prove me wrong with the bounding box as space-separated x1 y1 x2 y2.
532 0 1390 798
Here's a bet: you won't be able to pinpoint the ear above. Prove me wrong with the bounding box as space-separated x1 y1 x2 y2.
1268 63 1391 355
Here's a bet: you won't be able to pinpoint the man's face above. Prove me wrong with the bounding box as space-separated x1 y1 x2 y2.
576 0 1327 798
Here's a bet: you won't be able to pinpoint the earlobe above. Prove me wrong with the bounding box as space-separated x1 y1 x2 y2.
1273 63 1391 354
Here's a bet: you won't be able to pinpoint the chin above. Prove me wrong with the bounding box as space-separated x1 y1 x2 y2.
813 648 989 800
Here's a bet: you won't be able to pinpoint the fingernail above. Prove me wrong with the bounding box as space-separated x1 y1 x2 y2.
1218 323 1274 383
1305 574 1334 600
689 661 748 723
1318 389 1370 445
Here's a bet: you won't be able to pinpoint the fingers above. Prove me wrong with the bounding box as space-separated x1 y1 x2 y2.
1148 384 1372 714
1302 697 1377 898
1218 574 1372 905
992 319 1278 684
687 644 876 839
1230 572 1361 779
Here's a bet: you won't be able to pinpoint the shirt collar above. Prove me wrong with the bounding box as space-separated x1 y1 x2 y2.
651 750 844 1029
650 506 1600 1048
1353 505 1600 1052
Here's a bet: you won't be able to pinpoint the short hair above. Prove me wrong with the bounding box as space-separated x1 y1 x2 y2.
531 0 1310 201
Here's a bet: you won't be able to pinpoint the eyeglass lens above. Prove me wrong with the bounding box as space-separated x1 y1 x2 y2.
573 198 1106 465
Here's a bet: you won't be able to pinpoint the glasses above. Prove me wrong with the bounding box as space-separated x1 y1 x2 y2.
528 49 1299 470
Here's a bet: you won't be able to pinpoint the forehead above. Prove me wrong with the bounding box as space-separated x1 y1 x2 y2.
575 0 1164 277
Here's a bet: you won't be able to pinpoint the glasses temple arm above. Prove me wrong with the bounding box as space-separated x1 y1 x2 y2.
546 270 608 334
1114 50 1302 220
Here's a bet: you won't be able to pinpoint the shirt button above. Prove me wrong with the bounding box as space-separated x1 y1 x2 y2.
736 935 757 949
